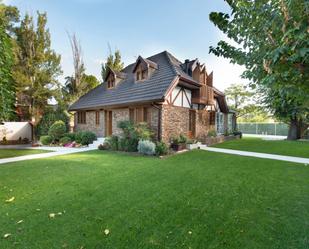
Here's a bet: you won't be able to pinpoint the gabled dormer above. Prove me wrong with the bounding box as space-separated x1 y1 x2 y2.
132 56 158 81
104 67 126 89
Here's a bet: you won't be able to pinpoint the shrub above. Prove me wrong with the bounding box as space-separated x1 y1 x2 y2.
59 136 72 145
233 130 243 138
22 137 29 144
155 141 168 156
75 132 83 144
117 121 153 152
137 140 156 156
48 120 67 142
207 130 217 137
40 135 52 145
64 132 76 141
80 131 97 145
98 143 109 150
36 108 70 137
171 136 180 145
105 136 118 150
179 134 187 144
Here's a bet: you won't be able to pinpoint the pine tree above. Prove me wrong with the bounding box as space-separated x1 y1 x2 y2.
101 48 124 81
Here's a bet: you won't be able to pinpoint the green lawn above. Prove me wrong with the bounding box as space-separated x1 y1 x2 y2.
212 137 309 158
0 150 308 249
0 149 50 159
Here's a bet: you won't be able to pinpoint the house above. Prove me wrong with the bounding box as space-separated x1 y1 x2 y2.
69 51 236 143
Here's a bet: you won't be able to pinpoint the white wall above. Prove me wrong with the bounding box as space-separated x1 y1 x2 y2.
0 122 32 141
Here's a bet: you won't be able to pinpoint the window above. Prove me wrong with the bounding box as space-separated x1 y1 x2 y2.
95 111 100 125
129 107 149 124
141 70 147 80
136 64 147 81
136 71 141 81
107 74 115 88
77 111 86 124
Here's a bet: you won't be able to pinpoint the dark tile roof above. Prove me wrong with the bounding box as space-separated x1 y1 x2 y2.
69 51 197 111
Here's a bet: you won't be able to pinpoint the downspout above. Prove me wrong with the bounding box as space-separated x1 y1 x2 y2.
151 103 162 141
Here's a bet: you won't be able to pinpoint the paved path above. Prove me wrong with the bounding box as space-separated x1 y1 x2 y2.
0 147 97 165
201 146 309 164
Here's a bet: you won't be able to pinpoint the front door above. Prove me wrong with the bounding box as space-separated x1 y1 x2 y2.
105 111 113 136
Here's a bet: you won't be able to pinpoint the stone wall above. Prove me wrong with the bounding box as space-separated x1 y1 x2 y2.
161 105 190 143
74 111 105 137
195 109 215 140
148 106 159 140
112 108 129 136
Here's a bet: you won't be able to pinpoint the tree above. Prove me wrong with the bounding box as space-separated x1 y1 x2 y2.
209 0 309 140
0 2 19 121
13 12 62 124
101 47 124 81
63 33 100 104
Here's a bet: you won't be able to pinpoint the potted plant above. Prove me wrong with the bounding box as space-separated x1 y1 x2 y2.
171 134 187 151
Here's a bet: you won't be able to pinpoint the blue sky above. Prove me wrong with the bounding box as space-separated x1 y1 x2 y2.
5 0 246 90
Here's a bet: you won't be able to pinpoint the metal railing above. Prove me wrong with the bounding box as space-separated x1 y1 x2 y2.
237 122 289 136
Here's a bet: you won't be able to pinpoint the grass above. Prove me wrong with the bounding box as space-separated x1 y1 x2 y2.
0 149 50 159
0 150 308 249
212 137 309 158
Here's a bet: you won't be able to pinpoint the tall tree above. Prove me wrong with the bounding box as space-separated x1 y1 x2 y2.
0 2 19 121
63 33 99 104
101 47 124 81
209 0 309 140
13 12 62 123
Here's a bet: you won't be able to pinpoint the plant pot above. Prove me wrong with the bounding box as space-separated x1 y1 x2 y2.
171 143 186 151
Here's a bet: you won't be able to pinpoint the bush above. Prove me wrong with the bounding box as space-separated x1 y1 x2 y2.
59 136 72 145
105 136 118 150
138 140 156 156
48 121 67 142
98 143 109 150
117 121 153 152
207 130 217 137
63 132 76 141
80 131 97 145
155 141 168 156
75 132 83 144
36 108 70 137
179 134 187 144
233 130 243 138
40 135 52 145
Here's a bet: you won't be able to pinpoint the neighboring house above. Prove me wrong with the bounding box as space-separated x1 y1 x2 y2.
69 51 236 143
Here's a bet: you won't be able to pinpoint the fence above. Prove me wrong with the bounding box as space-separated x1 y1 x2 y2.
237 122 289 136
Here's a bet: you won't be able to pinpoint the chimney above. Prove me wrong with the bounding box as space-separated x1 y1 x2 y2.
182 59 190 74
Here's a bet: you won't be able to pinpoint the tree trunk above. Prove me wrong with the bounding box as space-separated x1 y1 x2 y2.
287 117 300 140
287 118 308 140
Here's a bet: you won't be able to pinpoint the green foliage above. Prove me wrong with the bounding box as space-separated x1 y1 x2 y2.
75 132 83 144
117 121 153 152
75 131 96 145
59 136 72 145
207 130 217 137
137 140 156 156
171 134 187 145
36 108 70 136
48 121 66 142
63 132 76 141
40 135 52 145
80 131 97 145
209 0 309 139
13 12 62 123
0 4 17 121
155 141 168 156
101 48 124 81
105 136 118 151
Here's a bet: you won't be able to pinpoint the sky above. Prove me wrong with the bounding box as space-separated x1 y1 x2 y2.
4 0 247 91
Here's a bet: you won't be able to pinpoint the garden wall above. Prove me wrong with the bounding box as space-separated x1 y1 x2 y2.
0 122 33 141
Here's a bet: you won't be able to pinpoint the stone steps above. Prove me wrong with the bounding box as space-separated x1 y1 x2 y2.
88 137 105 148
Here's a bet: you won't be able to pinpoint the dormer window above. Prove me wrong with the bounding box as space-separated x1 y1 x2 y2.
107 74 115 89
104 67 126 89
133 56 158 82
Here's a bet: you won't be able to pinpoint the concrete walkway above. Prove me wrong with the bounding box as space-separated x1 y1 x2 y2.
0 146 97 165
201 146 309 165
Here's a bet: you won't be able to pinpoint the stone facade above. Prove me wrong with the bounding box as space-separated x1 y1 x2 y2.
195 109 215 140
161 104 190 143
74 110 105 137
112 108 130 136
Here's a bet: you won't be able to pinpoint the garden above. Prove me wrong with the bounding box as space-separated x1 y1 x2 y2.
39 120 97 148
